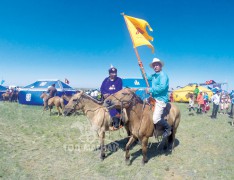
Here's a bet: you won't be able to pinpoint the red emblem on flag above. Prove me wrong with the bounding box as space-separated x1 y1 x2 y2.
136 27 144 34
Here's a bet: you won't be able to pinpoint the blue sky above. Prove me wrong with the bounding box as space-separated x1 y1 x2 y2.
0 0 233 90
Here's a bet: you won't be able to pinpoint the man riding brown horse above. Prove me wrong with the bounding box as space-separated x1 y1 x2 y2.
144 58 171 140
44 84 57 109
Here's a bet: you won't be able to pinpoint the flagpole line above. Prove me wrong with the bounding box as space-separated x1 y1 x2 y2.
122 14 150 88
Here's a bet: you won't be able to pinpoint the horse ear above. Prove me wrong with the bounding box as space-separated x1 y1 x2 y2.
130 88 138 93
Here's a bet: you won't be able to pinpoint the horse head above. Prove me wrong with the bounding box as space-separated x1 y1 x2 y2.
63 91 84 116
40 92 47 99
103 88 138 109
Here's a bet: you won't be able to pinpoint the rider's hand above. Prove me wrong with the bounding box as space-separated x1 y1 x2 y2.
145 88 150 94
103 94 110 99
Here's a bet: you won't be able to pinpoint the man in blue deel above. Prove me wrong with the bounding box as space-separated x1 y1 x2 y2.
145 58 171 139
100 66 123 130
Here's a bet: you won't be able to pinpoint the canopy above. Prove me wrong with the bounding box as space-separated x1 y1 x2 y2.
0 85 7 98
18 79 76 105
173 84 213 102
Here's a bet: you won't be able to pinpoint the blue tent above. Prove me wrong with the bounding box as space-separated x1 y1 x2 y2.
18 79 76 105
0 85 7 98
122 78 151 100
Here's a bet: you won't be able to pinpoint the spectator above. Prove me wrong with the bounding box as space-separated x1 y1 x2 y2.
203 92 209 113
170 92 174 102
188 93 195 112
197 91 204 114
211 91 221 119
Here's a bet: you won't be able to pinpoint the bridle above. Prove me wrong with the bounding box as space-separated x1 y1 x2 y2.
107 91 138 109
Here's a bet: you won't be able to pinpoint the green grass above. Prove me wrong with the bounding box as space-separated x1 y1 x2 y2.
0 101 234 179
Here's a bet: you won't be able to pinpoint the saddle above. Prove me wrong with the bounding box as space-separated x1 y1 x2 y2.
147 97 171 119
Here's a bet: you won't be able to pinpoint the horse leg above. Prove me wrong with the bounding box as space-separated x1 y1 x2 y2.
99 131 105 160
50 106 52 116
141 136 149 164
56 106 61 116
125 135 137 165
168 127 175 151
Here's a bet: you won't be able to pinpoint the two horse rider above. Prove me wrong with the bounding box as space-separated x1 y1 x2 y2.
44 83 57 109
101 59 171 137
100 66 123 130
145 58 171 140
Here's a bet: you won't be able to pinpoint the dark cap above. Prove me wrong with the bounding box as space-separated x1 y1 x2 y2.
109 67 117 75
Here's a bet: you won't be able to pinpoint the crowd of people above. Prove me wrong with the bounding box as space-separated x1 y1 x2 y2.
186 85 234 121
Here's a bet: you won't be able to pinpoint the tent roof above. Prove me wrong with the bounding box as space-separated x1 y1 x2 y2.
173 84 212 93
23 79 74 90
0 85 7 91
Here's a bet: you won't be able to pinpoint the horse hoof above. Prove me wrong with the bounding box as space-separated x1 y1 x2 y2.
125 158 130 166
142 159 148 165
100 154 105 161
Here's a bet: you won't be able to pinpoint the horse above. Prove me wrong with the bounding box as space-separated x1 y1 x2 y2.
63 91 129 160
40 92 65 116
103 88 181 164
1 92 10 101
61 94 72 102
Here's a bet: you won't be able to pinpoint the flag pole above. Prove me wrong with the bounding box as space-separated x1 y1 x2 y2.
121 13 150 88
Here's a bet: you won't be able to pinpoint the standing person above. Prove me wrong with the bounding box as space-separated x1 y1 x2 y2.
211 91 221 119
230 91 234 117
188 93 195 112
44 84 57 109
219 90 226 114
194 85 200 100
100 66 123 130
203 92 209 113
197 91 204 114
144 58 171 139
170 92 174 102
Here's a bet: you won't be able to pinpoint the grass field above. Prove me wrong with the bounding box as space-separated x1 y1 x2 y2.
0 101 234 179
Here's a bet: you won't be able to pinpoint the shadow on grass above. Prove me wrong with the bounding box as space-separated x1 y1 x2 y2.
94 136 180 164
129 138 180 164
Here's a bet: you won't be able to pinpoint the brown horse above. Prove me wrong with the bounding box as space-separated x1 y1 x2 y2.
40 92 65 116
103 88 181 164
63 91 129 160
1 92 10 101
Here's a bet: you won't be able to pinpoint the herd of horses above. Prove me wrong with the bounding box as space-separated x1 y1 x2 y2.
43 88 181 165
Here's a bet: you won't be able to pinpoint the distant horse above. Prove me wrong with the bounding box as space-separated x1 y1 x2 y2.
40 92 65 116
1 92 10 101
103 88 181 164
63 91 129 160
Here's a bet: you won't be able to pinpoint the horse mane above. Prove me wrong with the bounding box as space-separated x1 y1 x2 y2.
82 93 103 105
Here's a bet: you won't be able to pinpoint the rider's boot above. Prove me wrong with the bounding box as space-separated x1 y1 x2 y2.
155 119 172 139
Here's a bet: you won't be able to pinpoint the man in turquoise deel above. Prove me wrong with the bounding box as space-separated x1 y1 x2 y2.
145 58 171 139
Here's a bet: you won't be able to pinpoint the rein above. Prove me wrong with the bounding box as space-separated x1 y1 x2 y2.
73 95 105 114
108 92 145 135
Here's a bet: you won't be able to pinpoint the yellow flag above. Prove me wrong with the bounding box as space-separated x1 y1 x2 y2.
124 15 154 53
